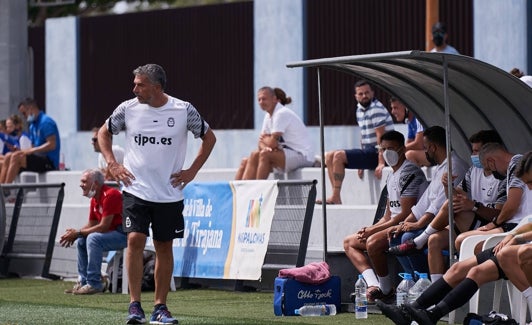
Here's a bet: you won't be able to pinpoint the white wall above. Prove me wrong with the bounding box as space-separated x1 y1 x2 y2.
474 0 529 73
254 0 305 127
45 17 79 136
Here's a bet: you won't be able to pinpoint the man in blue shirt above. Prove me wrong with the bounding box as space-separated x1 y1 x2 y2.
0 98 60 184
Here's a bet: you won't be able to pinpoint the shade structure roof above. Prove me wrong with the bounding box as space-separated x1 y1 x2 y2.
287 50 532 160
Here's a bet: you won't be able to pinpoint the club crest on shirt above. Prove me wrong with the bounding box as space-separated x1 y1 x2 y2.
167 117 175 127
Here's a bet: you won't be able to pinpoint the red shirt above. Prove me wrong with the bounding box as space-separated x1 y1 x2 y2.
88 184 123 231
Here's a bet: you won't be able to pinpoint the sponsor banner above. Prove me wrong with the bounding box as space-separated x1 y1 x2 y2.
173 180 278 280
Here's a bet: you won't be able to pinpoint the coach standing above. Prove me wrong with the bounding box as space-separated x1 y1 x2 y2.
98 63 216 324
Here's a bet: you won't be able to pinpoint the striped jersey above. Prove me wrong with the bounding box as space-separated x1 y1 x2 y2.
356 99 394 150
106 95 209 203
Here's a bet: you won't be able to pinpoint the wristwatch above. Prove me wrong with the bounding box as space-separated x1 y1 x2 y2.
472 201 482 212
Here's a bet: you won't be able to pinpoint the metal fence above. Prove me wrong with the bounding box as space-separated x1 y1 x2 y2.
0 183 65 279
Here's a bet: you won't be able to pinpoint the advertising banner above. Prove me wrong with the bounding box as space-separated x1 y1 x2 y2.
173 180 278 280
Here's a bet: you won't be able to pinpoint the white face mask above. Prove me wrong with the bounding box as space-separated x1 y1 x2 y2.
383 149 400 167
84 183 96 198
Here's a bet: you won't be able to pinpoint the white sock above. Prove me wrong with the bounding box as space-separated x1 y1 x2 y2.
430 274 443 283
378 274 392 295
362 269 379 288
414 225 438 249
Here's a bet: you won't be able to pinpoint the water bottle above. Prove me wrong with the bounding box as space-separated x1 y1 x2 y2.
294 304 337 316
407 272 432 304
396 273 415 306
59 153 66 171
354 274 368 319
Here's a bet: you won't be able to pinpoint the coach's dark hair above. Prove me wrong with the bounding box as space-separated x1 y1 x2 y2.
381 130 405 146
468 130 503 146
354 79 373 90
18 97 38 109
133 64 166 90
423 126 447 148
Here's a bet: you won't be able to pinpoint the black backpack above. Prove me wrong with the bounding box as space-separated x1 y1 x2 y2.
463 311 518 325
107 250 156 292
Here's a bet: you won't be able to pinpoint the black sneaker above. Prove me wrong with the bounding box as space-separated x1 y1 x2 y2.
403 304 438 325
376 300 412 325
367 287 396 304
386 239 419 256
126 301 146 324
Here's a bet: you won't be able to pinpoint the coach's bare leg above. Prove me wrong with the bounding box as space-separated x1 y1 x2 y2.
153 239 173 305
127 232 147 303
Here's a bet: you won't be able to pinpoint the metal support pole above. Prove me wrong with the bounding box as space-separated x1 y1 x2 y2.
443 56 456 266
317 68 328 261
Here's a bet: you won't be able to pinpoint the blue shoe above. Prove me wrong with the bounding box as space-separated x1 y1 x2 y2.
126 301 146 324
150 305 178 324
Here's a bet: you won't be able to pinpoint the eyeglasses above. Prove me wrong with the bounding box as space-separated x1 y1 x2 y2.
91 137 98 143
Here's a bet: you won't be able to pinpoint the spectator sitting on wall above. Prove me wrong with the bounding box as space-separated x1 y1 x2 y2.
0 98 60 184
234 87 314 180
0 115 31 173
318 80 394 204
388 97 427 166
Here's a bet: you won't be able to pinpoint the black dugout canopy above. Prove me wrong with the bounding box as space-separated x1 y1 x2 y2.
288 50 532 258
288 50 532 161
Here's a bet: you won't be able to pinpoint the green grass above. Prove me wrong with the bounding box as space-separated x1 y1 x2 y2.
0 278 393 324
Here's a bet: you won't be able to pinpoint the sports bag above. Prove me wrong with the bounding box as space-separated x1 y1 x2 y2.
463 311 518 325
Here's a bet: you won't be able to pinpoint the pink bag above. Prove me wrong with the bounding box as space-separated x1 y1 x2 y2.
278 261 331 285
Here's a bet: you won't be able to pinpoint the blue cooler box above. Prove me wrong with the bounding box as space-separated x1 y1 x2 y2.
273 276 341 316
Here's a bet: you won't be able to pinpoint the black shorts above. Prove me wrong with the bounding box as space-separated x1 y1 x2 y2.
476 248 507 280
456 214 489 235
501 223 518 232
23 154 55 172
345 148 378 169
122 191 184 242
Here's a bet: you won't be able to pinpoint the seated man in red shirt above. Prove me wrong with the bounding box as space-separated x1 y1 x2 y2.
60 168 126 294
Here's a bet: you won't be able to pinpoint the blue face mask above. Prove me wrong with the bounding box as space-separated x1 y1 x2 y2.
27 114 35 123
470 155 482 169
